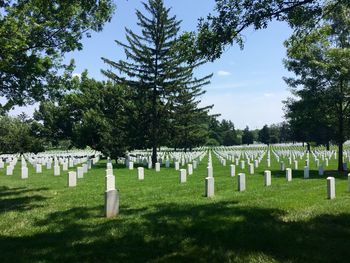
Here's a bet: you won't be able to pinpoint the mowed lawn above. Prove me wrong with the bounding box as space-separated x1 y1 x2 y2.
1 151 350 262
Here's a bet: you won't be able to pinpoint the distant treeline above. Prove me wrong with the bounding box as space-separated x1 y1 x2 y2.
206 118 292 146
0 112 294 154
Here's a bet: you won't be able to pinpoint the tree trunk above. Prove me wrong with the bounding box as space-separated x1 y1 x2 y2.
151 88 158 168
338 141 344 172
337 88 344 172
326 141 330 151
337 114 344 172
306 142 311 153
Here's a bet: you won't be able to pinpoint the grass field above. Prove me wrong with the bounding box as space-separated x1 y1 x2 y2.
1 151 350 262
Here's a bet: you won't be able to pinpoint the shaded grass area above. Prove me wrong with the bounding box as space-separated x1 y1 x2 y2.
0 152 350 262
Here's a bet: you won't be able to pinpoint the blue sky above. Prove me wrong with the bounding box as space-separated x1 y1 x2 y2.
13 0 294 129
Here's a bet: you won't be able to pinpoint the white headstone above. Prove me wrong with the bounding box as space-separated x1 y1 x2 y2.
254 159 259 168
174 161 179 171
188 164 193 175
77 167 84 178
180 169 187 183
107 162 113 170
68 171 77 187
240 160 245 169
21 167 28 179
138 167 144 180
238 173 246 192
36 164 42 173
327 177 335 199
230 164 235 177
286 168 292 182
264 170 271 186
105 174 115 191
6 165 13 175
207 166 213 178
294 160 298 170
62 162 68 171
106 168 113 176
105 189 119 218
205 176 214 197
235 159 239 166
54 165 60 176
82 163 88 173
280 162 285 171
249 163 254 175
129 161 134 170
193 160 197 169
69 158 74 168
155 162 160 172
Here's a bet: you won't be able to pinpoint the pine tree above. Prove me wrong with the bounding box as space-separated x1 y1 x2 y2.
171 75 212 151
102 0 212 165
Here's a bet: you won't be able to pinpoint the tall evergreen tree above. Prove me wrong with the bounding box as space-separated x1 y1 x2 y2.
258 125 270 145
102 0 212 165
171 75 213 151
242 126 254 145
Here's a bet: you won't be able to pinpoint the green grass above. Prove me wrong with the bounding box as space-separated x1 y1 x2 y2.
1 152 350 262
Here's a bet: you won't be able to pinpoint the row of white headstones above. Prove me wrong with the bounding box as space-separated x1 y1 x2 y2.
104 150 208 218
103 147 349 218
203 147 350 200
1 151 101 187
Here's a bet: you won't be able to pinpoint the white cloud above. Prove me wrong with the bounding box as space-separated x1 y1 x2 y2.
217 70 232 76
264 93 274 97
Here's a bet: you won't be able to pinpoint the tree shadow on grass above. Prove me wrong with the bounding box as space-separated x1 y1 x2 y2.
0 186 49 197
93 161 126 170
0 186 49 214
1 200 350 262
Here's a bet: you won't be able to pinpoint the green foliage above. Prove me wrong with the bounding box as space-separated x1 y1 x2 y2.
101 0 212 163
206 117 240 146
206 138 220 146
258 125 270 144
0 114 44 153
35 73 130 160
176 0 350 61
0 0 114 111
242 126 254 145
257 123 292 144
283 1 350 170
170 80 213 151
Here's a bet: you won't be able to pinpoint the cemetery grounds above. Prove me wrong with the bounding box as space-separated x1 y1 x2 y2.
0 145 350 262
